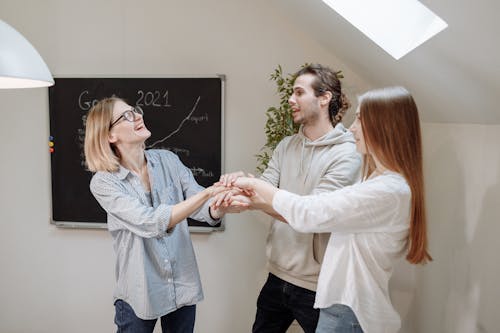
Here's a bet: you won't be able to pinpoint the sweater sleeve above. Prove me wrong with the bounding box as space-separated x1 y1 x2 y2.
272 174 411 234
312 147 362 194
260 138 288 187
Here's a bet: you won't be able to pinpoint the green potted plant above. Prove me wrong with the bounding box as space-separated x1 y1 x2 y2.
255 65 300 173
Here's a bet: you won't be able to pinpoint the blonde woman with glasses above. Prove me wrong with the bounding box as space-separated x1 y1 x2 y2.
84 97 228 333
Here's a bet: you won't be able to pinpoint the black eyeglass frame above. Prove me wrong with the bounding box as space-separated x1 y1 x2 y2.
109 106 144 129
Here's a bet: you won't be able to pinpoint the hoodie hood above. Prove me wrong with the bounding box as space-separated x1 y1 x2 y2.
296 122 356 179
297 122 355 147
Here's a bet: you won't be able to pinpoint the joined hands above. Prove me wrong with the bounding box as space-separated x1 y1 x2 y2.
211 171 254 213
210 171 277 214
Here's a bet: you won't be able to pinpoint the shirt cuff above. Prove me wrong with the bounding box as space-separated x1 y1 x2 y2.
208 205 221 222
156 203 171 237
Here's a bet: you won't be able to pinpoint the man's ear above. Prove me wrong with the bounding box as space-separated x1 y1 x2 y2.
319 91 333 108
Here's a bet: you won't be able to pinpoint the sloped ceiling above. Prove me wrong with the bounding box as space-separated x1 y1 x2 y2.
270 0 500 124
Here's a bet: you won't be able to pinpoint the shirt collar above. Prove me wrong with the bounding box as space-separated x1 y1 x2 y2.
115 165 131 180
114 149 157 180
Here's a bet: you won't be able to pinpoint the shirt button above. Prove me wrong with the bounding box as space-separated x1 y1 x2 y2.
168 278 173 283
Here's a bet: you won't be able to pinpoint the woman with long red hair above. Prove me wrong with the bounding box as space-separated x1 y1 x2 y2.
225 86 432 332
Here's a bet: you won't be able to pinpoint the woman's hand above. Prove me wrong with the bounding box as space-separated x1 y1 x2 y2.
211 189 251 212
209 188 251 218
205 183 230 198
218 171 246 187
232 177 278 210
208 174 280 218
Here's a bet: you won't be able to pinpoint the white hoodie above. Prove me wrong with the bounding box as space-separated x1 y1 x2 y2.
261 122 362 290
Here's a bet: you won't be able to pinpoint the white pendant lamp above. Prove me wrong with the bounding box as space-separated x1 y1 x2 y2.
0 19 54 89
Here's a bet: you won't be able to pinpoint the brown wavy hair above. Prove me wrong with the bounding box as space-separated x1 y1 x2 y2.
359 86 432 264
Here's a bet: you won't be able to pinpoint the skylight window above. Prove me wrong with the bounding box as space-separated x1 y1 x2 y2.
321 0 448 60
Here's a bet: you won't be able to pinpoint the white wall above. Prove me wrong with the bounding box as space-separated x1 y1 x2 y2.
407 124 500 333
0 1 369 332
400 123 500 333
365 123 500 333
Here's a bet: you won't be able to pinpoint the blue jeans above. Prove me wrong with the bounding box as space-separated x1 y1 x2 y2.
316 304 363 333
114 299 196 333
252 273 319 333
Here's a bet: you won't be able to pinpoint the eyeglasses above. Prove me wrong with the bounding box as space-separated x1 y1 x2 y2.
109 106 144 129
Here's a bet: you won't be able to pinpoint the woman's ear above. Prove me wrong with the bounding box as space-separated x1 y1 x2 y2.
108 131 118 144
319 91 333 108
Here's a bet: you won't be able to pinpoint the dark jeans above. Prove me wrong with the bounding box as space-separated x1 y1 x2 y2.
114 299 196 333
316 304 363 333
252 273 319 333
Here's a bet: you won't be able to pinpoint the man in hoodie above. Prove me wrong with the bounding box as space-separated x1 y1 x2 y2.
219 63 361 332
253 64 362 333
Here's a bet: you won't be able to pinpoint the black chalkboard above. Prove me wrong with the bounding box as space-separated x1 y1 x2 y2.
48 77 224 231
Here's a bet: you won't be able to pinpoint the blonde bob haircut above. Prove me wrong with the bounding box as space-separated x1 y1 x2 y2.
84 97 123 172
358 86 432 265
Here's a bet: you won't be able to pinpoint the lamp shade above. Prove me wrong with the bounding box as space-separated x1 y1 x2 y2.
0 20 54 89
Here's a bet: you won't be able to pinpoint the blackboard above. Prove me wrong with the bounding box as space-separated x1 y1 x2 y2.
48 77 224 232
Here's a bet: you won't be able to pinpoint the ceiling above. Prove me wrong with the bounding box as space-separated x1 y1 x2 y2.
270 0 500 124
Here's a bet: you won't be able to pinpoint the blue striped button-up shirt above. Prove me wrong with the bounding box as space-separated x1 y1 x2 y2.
90 149 218 319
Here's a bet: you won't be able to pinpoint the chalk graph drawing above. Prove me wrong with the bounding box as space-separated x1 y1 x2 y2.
146 96 201 149
144 95 214 179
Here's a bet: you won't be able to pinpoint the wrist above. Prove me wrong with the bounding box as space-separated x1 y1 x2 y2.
204 187 213 199
209 206 222 220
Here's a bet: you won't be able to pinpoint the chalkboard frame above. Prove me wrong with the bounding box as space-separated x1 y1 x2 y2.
48 75 226 232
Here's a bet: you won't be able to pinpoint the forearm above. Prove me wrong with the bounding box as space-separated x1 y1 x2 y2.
169 188 212 228
263 210 287 223
245 178 279 213
254 201 286 222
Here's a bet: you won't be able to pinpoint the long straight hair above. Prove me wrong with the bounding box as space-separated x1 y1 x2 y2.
359 87 432 264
